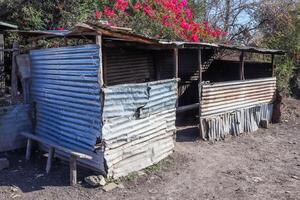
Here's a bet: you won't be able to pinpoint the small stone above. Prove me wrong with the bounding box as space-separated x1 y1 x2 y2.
260 120 269 129
252 177 263 183
10 186 19 192
102 182 118 192
148 189 158 194
291 175 300 180
84 175 106 187
0 158 9 171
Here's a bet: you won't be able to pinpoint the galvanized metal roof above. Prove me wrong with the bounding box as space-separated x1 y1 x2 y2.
10 22 285 54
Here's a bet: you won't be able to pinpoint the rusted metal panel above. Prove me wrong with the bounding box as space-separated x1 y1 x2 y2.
105 48 155 85
0 104 32 152
102 79 177 178
200 104 273 140
200 77 276 117
199 77 276 140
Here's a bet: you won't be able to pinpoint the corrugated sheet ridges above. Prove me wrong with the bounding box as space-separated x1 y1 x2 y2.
200 104 273 140
200 77 276 116
105 48 155 85
102 79 177 178
0 104 32 152
30 45 101 151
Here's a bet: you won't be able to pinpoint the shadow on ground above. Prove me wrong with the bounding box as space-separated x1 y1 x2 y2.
0 149 94 193
176 126 199 142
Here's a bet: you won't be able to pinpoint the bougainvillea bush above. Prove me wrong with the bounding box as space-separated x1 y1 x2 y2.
93 0 227 42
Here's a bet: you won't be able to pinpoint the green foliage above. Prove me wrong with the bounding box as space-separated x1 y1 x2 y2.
144 162 161 174
259 2 300 95
275 57 295 95
124 172 139 182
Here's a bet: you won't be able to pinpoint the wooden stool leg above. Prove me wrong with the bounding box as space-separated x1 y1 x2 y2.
70 155 77 186
46 147 55 174
25 139 32 161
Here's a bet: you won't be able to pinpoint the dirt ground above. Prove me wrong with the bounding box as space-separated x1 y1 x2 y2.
0 98 299 200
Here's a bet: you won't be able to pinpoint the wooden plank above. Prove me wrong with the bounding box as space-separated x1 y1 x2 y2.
173 48 178 78
11 41 19 103
239 51 245 80
176 103 199 113
198 48 205 140
46 147 55 173
25 139 32 161
20 132 92 160
96 35 104 87
271 54 275 77
0 34 4 93
70 155 77 186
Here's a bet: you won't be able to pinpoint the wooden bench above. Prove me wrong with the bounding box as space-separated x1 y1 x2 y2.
20 132 93 186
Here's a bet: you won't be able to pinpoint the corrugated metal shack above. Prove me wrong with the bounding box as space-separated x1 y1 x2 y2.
15 22 284 178
23 23 178 178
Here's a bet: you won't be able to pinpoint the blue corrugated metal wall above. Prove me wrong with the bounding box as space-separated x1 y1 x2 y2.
30 45 101 151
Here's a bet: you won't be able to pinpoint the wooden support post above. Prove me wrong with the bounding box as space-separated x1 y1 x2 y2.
239 51 245 80
70 155 77 186
96 35 104 87
173 48 179 78
11 41 19 103
271 54 275 77
0 34 4 94
25 139 32 161
46 147 55 174
198 48 205 140
173 48 179 110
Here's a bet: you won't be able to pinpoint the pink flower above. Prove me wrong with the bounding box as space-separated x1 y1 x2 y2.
95 10 102 19
103 6 115 17
211 31 218 38
143 4 155 18
179 0 188 7
114 0 128 12
190 33 199 42
180 19 189 30
185 8 192 19
133 2 142 12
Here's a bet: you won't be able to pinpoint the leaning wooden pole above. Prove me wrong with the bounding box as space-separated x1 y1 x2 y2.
198 48 205 140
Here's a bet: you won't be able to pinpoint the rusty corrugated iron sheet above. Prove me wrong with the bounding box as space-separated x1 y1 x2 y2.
105 48 155 85
0 104 32 152
102 79 177 178
200 104 273 140
200 77 276 117
11 22 285 54
199 77 276 140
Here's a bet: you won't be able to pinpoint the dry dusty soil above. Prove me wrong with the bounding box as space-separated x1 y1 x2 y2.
0 98 299 200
